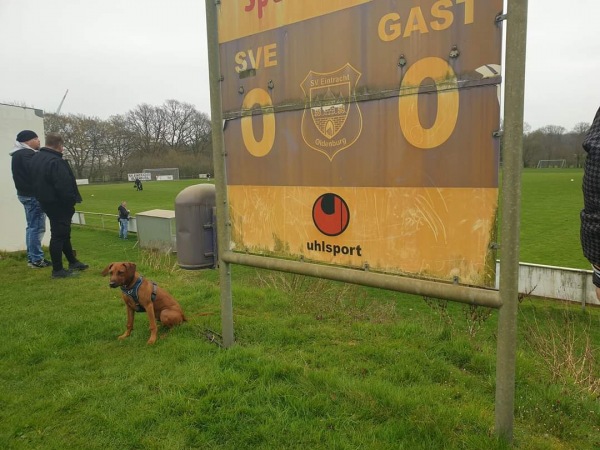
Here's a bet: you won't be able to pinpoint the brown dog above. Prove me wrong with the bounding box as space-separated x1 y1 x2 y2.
101 262 186 344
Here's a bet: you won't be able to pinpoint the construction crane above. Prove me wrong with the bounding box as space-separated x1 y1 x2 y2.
56 89 69 114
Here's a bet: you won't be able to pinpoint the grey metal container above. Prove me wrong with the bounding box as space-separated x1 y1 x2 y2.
175 184 216 269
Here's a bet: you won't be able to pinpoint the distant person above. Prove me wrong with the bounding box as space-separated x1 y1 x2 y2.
9 130 51 268
29 133 89 279
134 178 143 191
118 200 130 239
580 106 600 299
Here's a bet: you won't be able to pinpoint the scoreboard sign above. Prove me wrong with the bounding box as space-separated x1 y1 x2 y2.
218 0 503 286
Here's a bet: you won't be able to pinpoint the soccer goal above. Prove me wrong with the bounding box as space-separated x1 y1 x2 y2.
536 159 566 169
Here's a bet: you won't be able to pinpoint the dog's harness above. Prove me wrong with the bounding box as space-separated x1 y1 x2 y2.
121 276 158 313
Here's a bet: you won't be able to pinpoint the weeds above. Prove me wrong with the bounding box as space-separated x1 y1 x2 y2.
423 297 493 338
521 303 600 397
140 247 178 273
423 297 453 327
464 305 493 338
254 270 397 323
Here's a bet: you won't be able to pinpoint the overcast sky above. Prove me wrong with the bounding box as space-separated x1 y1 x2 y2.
1 0 598 131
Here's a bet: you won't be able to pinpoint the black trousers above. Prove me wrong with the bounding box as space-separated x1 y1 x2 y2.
43 205 77 272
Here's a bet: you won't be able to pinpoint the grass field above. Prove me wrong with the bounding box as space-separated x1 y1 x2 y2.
1 170 599 449
516 169 588 269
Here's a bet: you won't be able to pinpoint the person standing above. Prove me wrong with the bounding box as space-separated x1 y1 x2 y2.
581 107 600 299
9 130 51 268
118 200 130 239
29 133 89 278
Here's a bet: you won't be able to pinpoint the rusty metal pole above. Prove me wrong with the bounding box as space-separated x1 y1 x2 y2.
205 0 234 348
495 0 528 441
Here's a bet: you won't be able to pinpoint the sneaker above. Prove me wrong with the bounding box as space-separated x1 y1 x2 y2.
69 261 89 271
52 269 79 279
29 259 52 268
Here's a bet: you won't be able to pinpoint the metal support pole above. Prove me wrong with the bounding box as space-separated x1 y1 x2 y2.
495 0 528 441
205 0 235 348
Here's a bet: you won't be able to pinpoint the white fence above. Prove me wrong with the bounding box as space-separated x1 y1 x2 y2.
72 211 137 233
495 261 599 307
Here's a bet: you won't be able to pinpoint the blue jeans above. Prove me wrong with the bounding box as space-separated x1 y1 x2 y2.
119 218 129 239
17 195 46 262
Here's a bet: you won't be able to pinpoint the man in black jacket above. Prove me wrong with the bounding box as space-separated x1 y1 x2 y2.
581 107 600 300
9 130 51 268
30 133 89 278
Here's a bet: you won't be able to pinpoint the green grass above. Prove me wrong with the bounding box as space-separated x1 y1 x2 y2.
78 179 207 214
1 173 599 449
517 169 588 269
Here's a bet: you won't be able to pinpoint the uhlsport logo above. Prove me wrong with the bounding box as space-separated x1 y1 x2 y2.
308 193 362 257
312 193 350 236
301 64 363 161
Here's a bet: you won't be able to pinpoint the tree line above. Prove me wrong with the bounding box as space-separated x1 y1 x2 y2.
520 122 591 168
44 99 212 181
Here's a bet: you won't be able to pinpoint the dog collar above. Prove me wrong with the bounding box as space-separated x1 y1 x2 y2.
121 276 158 312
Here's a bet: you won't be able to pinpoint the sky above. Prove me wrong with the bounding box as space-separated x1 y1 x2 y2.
1 0 598 132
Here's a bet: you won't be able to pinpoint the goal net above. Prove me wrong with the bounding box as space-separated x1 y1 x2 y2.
142 168 180 181
536 159 566 169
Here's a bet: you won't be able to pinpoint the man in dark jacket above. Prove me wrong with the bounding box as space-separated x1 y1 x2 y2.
9 130 51 268
30 133 89 278
581 107 600 299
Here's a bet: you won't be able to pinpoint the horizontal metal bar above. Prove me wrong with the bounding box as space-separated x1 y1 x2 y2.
223 76 502 120
222 251 502 309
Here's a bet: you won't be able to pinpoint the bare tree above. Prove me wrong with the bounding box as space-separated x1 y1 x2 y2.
44 113 69 135
537 125 566 161
522 130 546 167
189 110 212 156
43 113 88 177
162 99 196 149
83 117 109 180
125 103 166 155
573 122 591 135
103 115 137 180
572 122 591 168
63 116 100 178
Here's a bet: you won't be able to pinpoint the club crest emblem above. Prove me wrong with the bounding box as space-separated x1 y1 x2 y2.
301 64 363 161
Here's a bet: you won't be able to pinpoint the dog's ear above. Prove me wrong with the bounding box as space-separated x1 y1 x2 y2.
125 262 137 279
101 263 113 276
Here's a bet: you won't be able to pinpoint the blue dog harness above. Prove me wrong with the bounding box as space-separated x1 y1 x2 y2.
120 276 158 313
